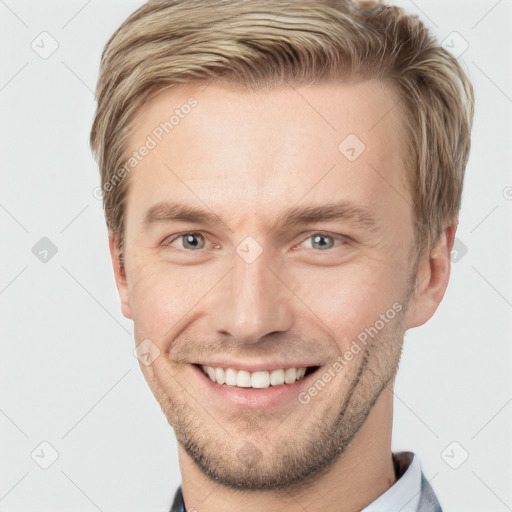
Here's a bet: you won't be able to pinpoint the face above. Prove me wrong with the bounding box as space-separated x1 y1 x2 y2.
111 80 427 490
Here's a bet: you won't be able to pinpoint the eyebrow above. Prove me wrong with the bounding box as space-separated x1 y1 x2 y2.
142 200 379 234
143 201 220 228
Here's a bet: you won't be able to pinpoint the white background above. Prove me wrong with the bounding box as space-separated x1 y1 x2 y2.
1 1 511 510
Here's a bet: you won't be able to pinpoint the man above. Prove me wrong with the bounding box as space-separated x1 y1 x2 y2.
89 0 474 510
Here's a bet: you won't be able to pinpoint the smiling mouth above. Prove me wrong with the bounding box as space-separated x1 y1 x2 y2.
197 364 320 389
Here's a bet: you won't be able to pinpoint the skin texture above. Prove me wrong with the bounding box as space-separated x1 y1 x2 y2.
108 80 456 511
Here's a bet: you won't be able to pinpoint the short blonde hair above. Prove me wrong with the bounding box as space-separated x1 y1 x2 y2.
90 0 474 261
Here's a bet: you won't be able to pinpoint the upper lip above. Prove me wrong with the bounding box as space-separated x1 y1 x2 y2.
193 361 321 372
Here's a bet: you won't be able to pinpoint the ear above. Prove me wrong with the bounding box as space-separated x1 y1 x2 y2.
108 231 133 319
404 220 457 329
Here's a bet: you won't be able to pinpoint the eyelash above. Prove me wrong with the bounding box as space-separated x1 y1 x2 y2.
160 231 349 252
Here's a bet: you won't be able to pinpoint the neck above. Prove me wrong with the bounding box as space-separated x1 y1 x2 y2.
178 385 396 512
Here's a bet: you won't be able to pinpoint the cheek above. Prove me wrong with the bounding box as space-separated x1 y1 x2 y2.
126 260 225 345
128 265 189 339
290 259 407 344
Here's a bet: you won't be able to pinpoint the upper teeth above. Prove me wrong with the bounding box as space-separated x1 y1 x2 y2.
201 366 308 389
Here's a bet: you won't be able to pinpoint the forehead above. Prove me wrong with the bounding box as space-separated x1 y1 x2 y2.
124 79 411 231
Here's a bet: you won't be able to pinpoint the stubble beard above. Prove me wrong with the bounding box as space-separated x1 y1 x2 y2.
143 301 408 492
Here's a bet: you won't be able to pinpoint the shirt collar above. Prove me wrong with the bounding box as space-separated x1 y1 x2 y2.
170 451 423 512
362 451 422 512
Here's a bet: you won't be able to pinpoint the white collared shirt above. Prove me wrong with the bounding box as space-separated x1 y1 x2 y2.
362 453 422 512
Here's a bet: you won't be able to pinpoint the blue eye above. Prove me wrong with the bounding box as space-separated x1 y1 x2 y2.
300 232 342 251
307 233 336 250
161 231 346 255
163 232 206 250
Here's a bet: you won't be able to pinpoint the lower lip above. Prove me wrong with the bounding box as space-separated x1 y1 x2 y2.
191 364 318 409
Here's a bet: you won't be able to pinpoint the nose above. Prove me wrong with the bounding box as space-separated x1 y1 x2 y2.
209 246 293 344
